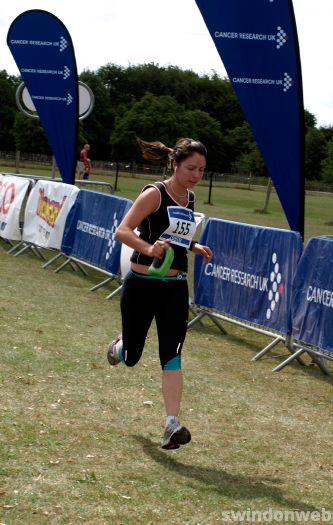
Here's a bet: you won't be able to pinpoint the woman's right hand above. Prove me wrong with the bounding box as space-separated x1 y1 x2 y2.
147 240 170 259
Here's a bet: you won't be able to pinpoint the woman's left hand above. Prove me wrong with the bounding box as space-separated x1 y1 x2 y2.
191 243 213 263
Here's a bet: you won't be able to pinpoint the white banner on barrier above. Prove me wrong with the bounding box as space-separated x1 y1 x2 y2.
0 175 31 241
22 180 79 249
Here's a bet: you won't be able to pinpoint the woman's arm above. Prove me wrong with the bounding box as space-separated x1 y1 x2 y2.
115 187 166 259
190 242 213 264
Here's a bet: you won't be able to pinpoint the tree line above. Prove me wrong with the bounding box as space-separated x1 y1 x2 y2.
1 63 333 183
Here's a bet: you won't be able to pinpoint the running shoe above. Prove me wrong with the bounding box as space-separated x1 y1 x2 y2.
107 335 122 366
162 419 191 450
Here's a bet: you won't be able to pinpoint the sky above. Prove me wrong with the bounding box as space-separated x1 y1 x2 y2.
1 0 332 127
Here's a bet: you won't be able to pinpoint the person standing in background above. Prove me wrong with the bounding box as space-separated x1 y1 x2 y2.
78 143 92 180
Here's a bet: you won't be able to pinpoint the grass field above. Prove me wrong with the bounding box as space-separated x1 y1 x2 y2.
1 169 333 524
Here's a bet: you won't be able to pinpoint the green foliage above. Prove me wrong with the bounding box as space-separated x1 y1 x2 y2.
110 92 186 161
304 108 317 130
0 70 19 150
185 109 227 171
98 62 244 132
226 122 255 171
305 128 326 180
79 70 115 159
225 123 267 176
321 139 333 183
13 113 51 154
1 63 333 181
235 147 268 177
100 63 244 168
111 92 227 170
110 92 193 161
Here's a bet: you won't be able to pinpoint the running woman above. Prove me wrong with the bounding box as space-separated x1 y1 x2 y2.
107 137 213 449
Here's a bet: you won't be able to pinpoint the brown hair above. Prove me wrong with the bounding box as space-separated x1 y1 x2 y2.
137 137 207 174
136 138 172 161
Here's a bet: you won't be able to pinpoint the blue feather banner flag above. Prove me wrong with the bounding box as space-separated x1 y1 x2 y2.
195 0 305 237
7 10 79 184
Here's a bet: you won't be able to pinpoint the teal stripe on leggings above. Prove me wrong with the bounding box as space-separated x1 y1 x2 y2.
163 355 181 370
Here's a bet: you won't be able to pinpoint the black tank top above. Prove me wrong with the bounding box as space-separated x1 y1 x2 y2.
130 181 195 273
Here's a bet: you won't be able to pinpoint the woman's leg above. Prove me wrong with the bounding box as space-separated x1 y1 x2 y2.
119 272 155 366
162 370 183 416
156 279 188 413
155 279 190 448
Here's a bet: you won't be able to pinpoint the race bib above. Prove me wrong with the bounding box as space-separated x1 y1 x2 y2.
159 206 196 248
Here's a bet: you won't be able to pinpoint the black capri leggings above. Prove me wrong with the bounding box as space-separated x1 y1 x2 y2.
120 271 189 370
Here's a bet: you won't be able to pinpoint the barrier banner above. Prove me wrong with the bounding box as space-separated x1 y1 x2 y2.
195 0 305 237
22 180 79 249
7 10 78 184
194 218 302 333
292 236 333 353
0 175 31 241
61 190 132 275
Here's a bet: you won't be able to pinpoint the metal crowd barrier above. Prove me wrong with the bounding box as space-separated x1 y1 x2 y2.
1 172 114 194
188 306 307 369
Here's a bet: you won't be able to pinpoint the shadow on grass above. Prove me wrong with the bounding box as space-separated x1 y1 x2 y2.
189 322 333 382
134 435 318 512
188 322 271 359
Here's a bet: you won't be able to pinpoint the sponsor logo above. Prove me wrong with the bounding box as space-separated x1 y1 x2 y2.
31 93 74 104
106 212 119 261
232 72 294 92
36 189 67 228
20 66 71 79
283 72 294 92
204 252 284 321
63 66 71 79
10 36 68 52
205 264 269 291
266 253 283 320
59 36 68 52
75 212 119 261
10 39 53 46
276 26 288 49
0 181 15 214
306 286 333 308
214 26 288 50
